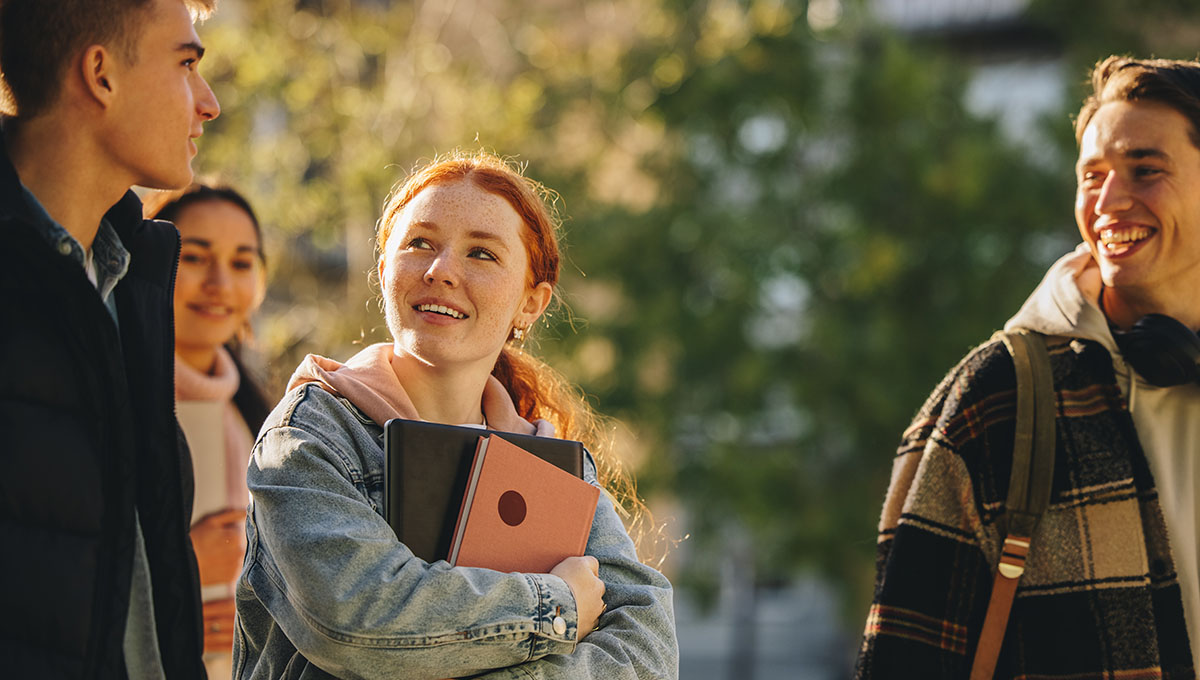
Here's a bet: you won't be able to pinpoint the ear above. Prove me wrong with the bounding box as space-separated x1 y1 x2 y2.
80 45 117 109
377 256 388 295
515 281 553 328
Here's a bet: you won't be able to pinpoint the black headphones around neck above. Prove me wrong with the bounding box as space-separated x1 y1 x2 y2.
1110 314 1200 387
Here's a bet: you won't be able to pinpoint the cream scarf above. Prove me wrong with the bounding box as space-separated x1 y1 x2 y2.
175 346 253 513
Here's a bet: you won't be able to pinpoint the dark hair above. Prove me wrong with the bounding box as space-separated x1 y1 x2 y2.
145 181 273 432
226 343 272 436
1075 56 1200 148
144 183 265 266
0 0 215 118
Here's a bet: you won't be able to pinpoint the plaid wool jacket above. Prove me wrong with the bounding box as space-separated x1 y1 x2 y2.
855 334 1195 679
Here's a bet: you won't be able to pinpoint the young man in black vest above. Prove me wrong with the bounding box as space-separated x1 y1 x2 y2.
0 0 220 676
857 56 1200 678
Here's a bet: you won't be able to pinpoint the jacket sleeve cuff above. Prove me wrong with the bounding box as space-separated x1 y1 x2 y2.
526 573 577 658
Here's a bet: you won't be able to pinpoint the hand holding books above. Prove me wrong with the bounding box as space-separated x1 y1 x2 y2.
448 434 599 573
550 555 606 642
447 434 607 640
384 420 587 564
390 425 609 642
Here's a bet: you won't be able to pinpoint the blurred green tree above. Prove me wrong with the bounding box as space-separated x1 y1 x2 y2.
191 1 1200 672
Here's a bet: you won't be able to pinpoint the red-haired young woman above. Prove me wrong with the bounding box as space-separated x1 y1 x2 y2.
234 152 677 679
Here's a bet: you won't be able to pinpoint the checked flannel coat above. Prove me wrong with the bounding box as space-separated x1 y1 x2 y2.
855 334 1194 679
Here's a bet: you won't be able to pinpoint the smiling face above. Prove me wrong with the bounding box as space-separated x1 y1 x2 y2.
101 0 220 190
1075 100 1200 324
378 178 553 371
173 199 264 369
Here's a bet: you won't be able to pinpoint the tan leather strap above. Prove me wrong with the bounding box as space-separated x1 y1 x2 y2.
969 535 1031 680
969 331 1056 680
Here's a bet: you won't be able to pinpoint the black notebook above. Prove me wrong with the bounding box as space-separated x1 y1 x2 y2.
383 418 585 563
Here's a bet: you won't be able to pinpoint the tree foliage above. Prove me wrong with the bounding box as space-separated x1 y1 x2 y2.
192 0 1200 624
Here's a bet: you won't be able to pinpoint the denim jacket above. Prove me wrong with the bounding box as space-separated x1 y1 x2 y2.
233 384 678 679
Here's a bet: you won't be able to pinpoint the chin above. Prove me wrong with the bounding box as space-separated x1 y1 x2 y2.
1098 266 1152 292
1096 263 1120 288
179 319 236 344
141 169 194 192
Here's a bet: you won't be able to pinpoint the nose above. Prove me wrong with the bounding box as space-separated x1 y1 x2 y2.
423 252 459 287
1094 170 1133 216
202 261 231 292
195 75 220 122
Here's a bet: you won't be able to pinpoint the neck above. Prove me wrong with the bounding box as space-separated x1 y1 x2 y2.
1102 285 1200 332
177 344 219 375
5 116 131 250
390 348 490 426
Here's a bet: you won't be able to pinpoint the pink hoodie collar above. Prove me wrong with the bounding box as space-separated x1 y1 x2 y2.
286 342 548 436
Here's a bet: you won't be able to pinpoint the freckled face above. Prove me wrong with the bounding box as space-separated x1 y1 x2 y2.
172 200 264 355
378 179 551 370
1075 101 1200 312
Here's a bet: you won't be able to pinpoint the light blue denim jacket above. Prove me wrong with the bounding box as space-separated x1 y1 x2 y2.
233 384 678 679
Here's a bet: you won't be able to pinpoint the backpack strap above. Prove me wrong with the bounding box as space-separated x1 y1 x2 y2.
969 330 1056 680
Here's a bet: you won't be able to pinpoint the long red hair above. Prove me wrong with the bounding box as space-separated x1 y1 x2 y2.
377 152 658 559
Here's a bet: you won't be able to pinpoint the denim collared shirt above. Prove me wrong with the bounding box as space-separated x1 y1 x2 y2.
233 384 679 679
21 184 130 322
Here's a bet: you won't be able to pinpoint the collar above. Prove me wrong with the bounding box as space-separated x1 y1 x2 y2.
286 342 547 436
1 126 136 301
1005 243 1117 354
18 182 131 302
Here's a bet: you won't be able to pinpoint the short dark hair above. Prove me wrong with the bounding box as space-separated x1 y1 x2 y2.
0 0 215 119
1075 56 1200 148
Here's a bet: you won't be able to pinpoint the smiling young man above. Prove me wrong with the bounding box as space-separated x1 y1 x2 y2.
856 57 1200 678
0 0 220 677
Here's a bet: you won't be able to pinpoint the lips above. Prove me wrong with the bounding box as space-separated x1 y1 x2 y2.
414 302 468 319
1097 224 1155 256
186 302 234 318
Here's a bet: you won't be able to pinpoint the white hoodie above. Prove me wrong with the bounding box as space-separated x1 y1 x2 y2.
1007 243 1200 663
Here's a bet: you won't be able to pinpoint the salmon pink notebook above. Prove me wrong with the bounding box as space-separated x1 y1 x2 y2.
449 434 600 573
384 419 584 563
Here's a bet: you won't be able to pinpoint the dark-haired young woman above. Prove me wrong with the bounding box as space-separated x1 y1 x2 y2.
145 184 273 678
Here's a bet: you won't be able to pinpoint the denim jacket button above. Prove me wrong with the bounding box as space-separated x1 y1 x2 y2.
552 616 567 636
58 240 72 256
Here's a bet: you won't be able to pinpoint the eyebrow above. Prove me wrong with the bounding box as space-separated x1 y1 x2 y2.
467 230 509 248
181 237 259 254
409 221 511 250
1077 146 1170 170
1123 147 1169 160
177 41 206 60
